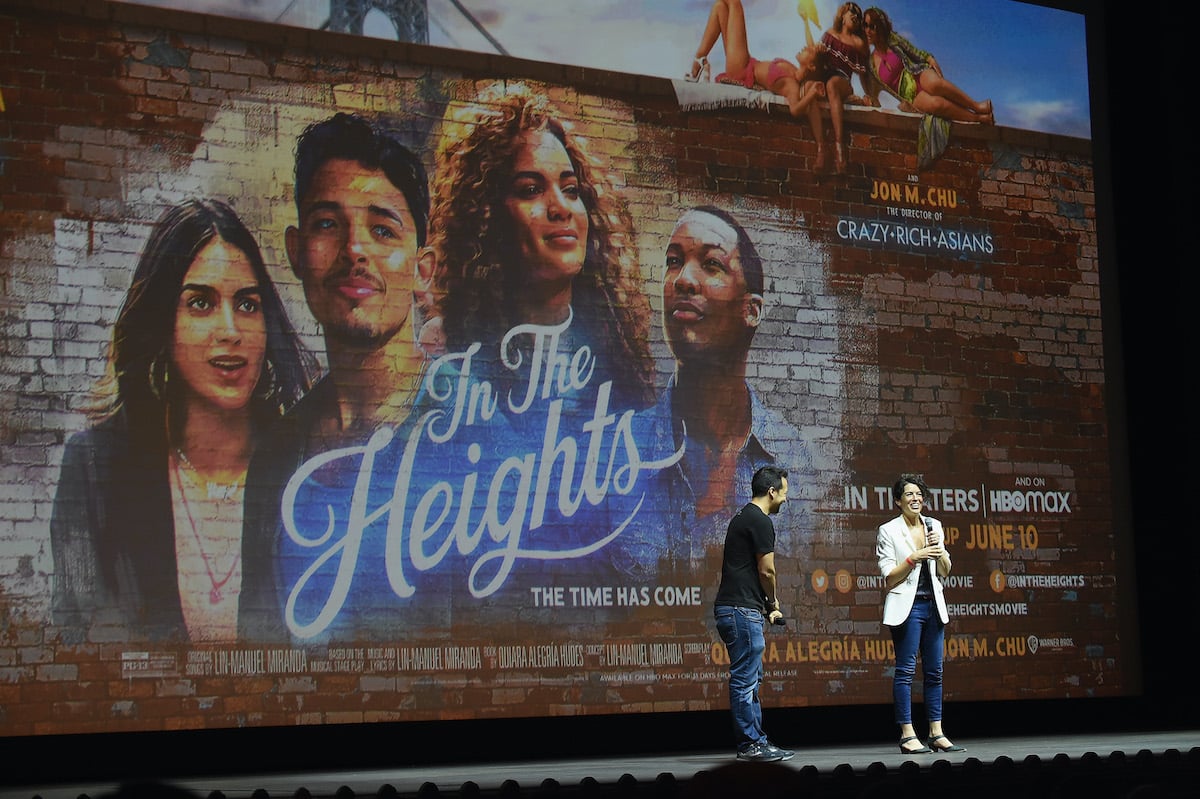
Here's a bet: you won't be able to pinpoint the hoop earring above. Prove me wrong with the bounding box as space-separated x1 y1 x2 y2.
147 353 169 401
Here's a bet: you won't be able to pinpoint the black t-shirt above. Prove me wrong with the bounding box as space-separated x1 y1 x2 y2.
714 502 776 611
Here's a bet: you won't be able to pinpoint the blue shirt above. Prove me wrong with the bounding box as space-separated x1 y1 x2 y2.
614 378 816 577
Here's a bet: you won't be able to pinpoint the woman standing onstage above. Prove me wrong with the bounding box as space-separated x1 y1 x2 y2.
876 473 965 754
51 199 315 643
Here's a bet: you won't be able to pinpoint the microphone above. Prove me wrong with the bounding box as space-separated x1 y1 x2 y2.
924 517 942 563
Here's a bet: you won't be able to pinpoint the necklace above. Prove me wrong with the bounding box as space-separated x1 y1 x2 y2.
174 446 245 501
171 454 242 605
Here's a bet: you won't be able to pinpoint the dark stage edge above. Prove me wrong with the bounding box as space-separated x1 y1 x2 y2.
2 729 1197 799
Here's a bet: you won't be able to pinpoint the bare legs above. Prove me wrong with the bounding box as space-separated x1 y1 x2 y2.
692 0 751 79
914 71 993 123
826 74 853 173
805 98 826 171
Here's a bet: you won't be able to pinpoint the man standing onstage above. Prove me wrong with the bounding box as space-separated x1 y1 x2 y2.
714 464 795 763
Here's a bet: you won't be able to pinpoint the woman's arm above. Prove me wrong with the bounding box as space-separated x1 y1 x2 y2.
891 31 934 70
860 52 885 105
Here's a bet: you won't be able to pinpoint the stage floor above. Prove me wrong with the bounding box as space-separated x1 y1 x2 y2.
3 729 1198 799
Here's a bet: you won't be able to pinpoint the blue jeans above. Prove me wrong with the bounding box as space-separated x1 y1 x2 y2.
715 605 766 750
888 596 945 724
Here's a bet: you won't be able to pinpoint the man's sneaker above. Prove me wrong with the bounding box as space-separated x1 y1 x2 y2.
736 741 785 762
764 742 795 761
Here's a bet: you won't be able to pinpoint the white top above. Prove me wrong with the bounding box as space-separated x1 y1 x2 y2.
876 514 950 626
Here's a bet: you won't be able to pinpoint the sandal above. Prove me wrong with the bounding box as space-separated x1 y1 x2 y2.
686 56 710 83
928 734 965 752
899 735 932 754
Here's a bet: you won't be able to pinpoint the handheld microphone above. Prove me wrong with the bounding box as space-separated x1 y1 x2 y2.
923 516 935 545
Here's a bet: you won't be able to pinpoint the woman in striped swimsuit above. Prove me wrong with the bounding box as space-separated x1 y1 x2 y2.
812 2 870 173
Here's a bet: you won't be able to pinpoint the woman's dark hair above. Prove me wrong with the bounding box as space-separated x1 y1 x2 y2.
864 7 893 41
427 82 655 408
95 198 316 436
834 2 865 33
892 473 930 504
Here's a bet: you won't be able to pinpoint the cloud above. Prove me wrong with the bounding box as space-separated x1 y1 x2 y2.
1003 99 1090 140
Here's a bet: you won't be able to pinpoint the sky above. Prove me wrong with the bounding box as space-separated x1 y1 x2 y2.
121 0 1092 138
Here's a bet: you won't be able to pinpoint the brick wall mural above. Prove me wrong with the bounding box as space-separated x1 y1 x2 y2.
0 0 1124 735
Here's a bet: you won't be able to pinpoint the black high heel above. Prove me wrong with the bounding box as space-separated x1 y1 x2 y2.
899 735 932 754
928 734 965 752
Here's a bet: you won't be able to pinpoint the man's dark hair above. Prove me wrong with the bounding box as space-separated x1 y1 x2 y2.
293 112 429 246
751 465 788 498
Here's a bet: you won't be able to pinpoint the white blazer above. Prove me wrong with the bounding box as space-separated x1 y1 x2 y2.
876 514 950 626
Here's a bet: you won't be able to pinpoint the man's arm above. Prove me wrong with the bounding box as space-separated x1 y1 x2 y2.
757 551 783 622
